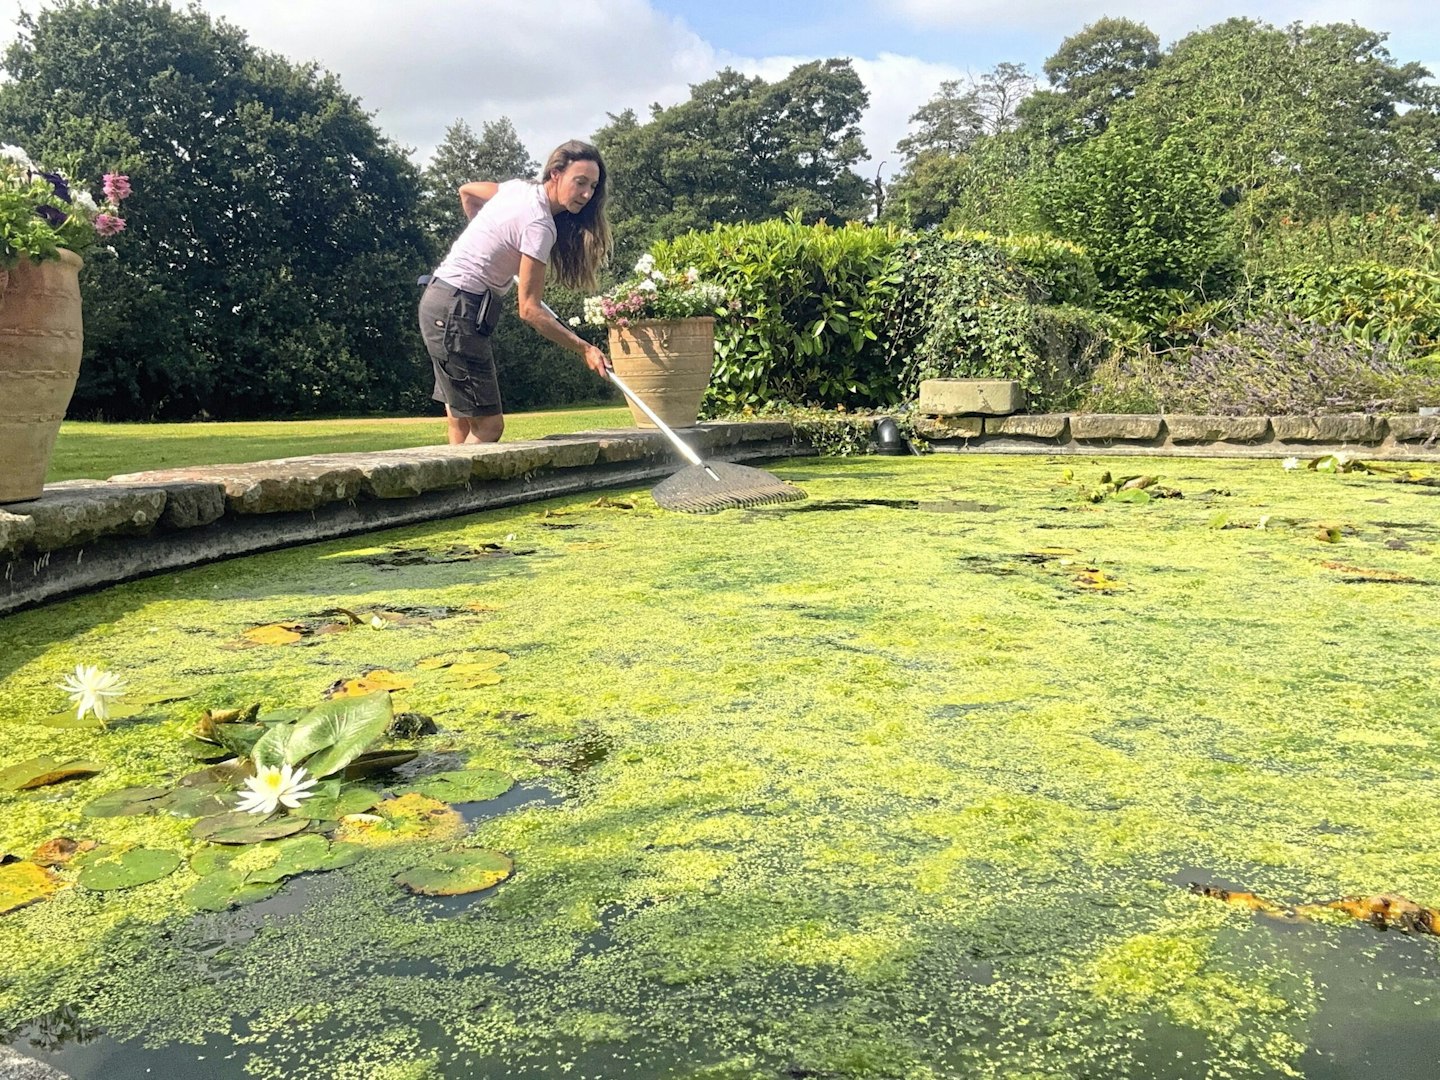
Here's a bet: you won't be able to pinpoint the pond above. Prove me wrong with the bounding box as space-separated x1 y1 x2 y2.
2 453 1438 1079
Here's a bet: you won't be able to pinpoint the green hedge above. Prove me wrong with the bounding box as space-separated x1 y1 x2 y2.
652 220 1106 413
655 219 902 411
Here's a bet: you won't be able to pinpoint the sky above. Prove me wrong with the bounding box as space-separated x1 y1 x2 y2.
3 0 1438 183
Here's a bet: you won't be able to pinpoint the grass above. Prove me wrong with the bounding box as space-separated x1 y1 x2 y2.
45 404 635 482
3 453 1440 1078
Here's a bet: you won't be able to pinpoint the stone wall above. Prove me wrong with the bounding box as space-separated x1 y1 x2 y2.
916 412 1440 460
0 424 796 615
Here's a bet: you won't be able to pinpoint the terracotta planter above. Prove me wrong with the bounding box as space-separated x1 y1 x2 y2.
606 316 714 428
0 249 84 504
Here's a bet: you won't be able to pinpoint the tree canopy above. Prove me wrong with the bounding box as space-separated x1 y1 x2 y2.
593 59 870 266
0 0 432 419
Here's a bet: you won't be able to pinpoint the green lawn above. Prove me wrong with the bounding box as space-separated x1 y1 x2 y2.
46 405 635 482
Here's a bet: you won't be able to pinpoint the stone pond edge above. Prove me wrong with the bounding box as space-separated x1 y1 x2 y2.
1 414 1437 615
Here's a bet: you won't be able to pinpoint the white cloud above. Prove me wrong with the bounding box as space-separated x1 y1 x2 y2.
183 0 726 164
881 0 1438 46
165 2 969 180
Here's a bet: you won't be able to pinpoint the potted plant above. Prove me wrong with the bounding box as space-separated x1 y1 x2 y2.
580 254 729 428
0 144 130 504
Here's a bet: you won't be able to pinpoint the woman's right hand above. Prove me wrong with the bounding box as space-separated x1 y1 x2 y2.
582 344 610 377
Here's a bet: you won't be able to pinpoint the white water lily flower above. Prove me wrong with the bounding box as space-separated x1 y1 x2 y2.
369 614 387 630
235 763 318 815
57 664 127 722
1281 457 1300 470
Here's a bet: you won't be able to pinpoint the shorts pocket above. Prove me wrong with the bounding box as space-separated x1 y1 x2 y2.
443 293 498 358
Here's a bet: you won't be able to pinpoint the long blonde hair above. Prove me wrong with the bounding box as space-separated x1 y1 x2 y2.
542 141 611 292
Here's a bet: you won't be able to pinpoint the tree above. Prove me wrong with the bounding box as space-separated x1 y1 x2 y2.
1022 18 1160 144
884 64 1039 232
1031 119 1239 324
0 0 433 419
1120 18 1440 251
593 59 869 267
421 117 538 249
975 63 1036 135
895 79 984 161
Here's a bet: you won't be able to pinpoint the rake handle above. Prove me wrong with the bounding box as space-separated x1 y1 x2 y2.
532 289 707 471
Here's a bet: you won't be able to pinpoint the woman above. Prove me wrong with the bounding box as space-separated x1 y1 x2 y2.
419 140 612 444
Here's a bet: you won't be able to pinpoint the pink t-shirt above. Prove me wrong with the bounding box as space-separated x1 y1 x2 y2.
433 179 556 295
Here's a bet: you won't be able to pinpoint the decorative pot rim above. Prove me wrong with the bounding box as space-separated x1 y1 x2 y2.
3 247 85 272
608 316 714 329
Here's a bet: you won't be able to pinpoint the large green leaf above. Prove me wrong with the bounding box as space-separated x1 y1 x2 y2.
253 693 392 778
76 848 181 891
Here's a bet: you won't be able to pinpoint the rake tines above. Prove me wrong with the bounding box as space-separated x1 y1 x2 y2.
651 461 807 514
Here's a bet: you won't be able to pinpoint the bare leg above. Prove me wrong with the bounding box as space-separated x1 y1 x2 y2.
444 408 471 445
467 414 504 443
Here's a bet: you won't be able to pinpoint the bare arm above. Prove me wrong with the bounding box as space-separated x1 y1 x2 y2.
458 181 500 219
516 255 609 377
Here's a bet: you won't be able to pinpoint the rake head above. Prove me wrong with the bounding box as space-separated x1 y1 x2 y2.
651 461 807 514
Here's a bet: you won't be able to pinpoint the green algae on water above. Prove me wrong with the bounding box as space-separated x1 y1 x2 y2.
2 454 1439 1078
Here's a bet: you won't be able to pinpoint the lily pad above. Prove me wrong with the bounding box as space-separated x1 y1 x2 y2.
82 785 171 819
326 670 416 699
292 784 381 821
0 756 104 792
31 838 98 867
186 869 282 912
335 793 465 846
408 769 513 804
38 709 106 730
76 848 181 891
0 862 64 914
191 812 309 845
162 785 233 819
242 622 307 646
395 849 513 896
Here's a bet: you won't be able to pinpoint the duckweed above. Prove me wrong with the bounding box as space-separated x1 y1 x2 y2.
2 454 1438 1078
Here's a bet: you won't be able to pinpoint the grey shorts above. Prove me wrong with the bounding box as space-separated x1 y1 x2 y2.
418 278 503 417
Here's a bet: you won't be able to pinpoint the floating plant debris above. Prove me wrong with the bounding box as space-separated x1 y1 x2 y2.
341 543 536 568
1191 883 1440 934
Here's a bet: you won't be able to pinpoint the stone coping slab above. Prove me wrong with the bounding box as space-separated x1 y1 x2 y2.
0 423 800 614
913 412 1439 461
3 413 1437 615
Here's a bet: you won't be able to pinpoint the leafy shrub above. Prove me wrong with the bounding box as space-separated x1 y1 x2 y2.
1253 207 1440 276
885 232 1114 409
725 402 926 457
1030 120 1239 326
1259 262 1440 370
1080 314 1440 415
655 217 903 412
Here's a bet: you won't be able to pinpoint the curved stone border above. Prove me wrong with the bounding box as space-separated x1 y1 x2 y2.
0 423 796 615
3 413 1437 615
917 412 1440 460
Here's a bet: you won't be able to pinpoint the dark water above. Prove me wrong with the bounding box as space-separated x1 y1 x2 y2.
14 904 1440 1080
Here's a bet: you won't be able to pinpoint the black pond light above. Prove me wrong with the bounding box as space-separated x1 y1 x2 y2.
872 416 911 456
